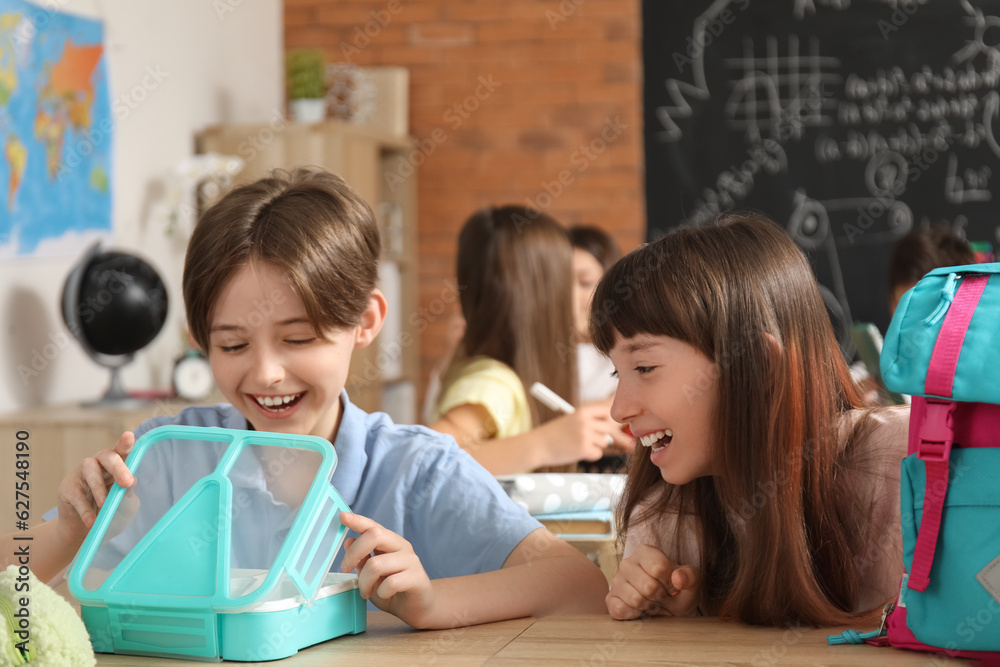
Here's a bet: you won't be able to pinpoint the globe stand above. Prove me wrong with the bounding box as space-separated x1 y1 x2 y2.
84 366 150 410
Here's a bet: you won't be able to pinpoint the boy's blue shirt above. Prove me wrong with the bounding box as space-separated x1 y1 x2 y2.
54 391 542 583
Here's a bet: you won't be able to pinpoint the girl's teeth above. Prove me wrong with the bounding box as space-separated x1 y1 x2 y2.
640 429 674 448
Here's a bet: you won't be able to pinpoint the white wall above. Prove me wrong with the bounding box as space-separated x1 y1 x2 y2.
1 0 283 412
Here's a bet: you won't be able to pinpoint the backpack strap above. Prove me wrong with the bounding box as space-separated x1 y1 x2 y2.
909 274 989 592
924 274 989 397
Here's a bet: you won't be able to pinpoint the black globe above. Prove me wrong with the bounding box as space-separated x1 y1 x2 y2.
62 247 169 359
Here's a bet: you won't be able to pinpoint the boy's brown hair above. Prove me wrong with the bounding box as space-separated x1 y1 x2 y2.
183 167 380 350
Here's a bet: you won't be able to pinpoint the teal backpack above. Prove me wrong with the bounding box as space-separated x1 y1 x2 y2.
830 264 1000 662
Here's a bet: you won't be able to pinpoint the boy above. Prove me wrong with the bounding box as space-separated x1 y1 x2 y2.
3 168 608 629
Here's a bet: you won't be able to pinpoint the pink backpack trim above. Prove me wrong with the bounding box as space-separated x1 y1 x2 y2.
908 275 988 593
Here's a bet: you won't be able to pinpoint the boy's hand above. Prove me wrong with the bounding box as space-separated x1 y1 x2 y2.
339 512 437 628
606 544 700 620
56 431 136 547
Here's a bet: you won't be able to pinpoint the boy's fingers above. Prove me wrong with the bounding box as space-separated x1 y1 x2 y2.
63 487 98 528
357 551 411 600
339 511 376 532
81 458 109 507
114 431 136 456
95 449 134 489
340 512 396 573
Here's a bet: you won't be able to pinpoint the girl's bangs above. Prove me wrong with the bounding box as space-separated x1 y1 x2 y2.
590 240 694 355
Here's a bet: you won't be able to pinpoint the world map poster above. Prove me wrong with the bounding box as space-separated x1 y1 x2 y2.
0 0 111 258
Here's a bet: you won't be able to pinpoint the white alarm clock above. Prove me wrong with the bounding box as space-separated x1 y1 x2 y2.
173 352 214 401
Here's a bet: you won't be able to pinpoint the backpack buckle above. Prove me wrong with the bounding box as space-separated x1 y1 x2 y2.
917 398 956 462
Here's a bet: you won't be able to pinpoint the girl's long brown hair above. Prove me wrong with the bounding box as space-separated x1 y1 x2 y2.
446 205 577 431
591 213 880 626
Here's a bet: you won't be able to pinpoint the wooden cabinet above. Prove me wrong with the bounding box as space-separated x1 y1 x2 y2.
0 401 205 519
196 120 419 422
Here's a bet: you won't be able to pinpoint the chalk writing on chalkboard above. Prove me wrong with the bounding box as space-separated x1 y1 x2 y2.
643 0 1000 339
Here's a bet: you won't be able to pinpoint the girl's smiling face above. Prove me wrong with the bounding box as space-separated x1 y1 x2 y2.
207 261 364 441
608 333 719 484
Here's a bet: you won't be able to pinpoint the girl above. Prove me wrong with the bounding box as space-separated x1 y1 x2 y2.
3 168 609 629
594 213 909 626
570 225 622 403
429 206 632 475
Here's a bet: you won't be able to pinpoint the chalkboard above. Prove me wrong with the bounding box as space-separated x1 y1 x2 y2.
643 0 1000 342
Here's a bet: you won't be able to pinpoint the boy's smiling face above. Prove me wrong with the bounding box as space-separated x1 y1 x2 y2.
607 333 719 485
207 261 381 441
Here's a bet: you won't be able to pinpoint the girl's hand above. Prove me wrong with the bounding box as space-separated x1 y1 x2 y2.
339 512 437 628
540 398 633 466
606 544 700 620
584 398 635 454
55 431 136 548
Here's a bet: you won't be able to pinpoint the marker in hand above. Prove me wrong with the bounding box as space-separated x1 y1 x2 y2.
529 382 615 447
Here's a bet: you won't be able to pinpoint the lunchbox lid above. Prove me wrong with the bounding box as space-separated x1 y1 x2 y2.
68 425 353 613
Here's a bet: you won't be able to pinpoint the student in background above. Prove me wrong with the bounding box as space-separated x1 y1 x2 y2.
887 223 975 314
570 225 622 403
595 213 908 626
429 206 632 475
569 225 630 473
2 168 608 628
420 313 466 425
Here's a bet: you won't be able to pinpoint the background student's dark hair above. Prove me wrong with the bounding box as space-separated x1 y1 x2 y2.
451 205 577 428
569 225 622 271
887 223 975 311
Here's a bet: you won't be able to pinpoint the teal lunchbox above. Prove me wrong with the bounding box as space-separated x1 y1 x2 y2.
68 426 365 662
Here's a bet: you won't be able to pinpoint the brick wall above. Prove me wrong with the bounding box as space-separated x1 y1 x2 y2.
285 0 645 413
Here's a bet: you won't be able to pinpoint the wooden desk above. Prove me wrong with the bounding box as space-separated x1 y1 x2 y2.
487 614 974 665
91 613 534 666
78 610 972 666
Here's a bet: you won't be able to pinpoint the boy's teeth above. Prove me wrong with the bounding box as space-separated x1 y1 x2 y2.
256 394 300 407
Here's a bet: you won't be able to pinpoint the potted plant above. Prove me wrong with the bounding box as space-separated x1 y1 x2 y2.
285 49 327 123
